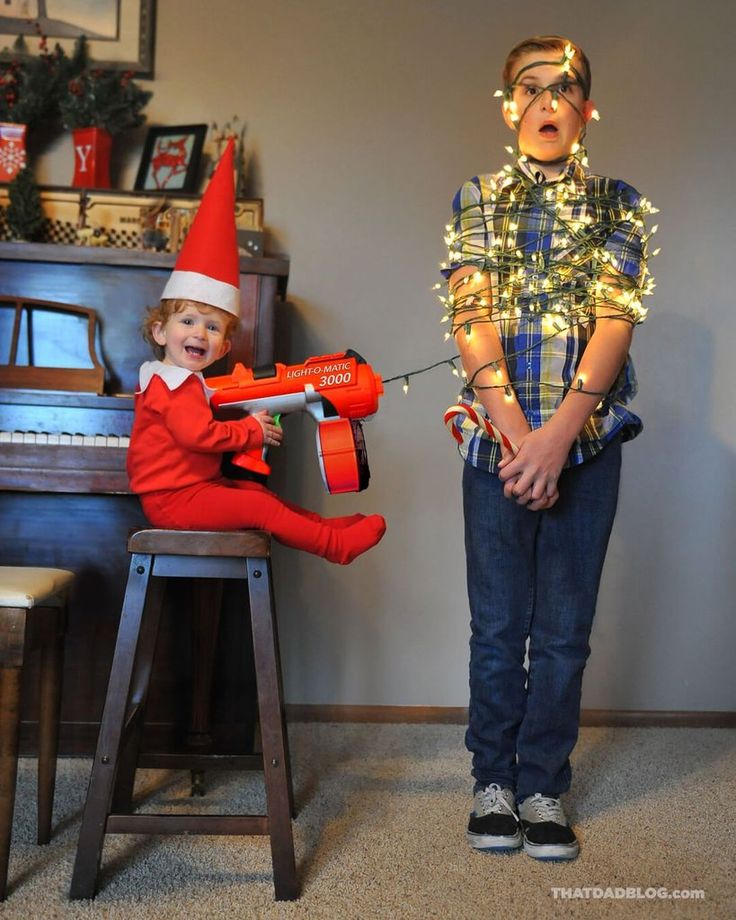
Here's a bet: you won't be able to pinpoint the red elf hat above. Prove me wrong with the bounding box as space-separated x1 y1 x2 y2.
161 137 240 316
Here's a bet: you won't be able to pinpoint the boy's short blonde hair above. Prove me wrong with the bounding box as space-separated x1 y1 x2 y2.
142 298 240 360
503 35 591 99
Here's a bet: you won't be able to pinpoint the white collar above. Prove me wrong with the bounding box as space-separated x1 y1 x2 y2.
137 361 215 399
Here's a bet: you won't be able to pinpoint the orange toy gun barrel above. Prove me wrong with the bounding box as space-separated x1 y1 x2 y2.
208 350 383 493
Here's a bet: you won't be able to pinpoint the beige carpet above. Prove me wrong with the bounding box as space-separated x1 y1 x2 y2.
3 725 734 919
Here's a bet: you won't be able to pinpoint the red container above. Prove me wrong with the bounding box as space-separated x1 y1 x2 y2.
0 122 27 181
71 126 112 188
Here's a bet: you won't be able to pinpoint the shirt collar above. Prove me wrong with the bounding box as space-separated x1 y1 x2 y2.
137 360 214 399
515 155 585 186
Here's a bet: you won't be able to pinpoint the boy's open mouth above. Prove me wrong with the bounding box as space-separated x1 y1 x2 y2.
185 346 206 356
539 123 559 136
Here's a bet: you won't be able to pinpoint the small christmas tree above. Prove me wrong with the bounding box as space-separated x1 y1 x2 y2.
6 167 43 240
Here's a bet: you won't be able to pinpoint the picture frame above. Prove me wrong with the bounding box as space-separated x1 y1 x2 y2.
134 125 208 194
0 1 156 78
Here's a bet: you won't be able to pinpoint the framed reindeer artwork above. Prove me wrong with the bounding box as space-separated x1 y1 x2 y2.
134 124 207 193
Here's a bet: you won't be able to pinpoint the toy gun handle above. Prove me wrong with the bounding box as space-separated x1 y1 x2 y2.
231 414 280 475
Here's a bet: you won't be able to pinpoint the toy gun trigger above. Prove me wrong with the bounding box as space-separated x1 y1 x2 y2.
231 413 281 475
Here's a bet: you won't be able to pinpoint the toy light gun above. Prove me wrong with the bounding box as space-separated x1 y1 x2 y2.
208 349 383 494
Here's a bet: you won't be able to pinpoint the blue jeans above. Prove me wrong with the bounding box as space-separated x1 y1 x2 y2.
463 437 622 801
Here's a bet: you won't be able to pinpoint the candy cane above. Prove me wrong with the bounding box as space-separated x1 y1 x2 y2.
444 404 519 455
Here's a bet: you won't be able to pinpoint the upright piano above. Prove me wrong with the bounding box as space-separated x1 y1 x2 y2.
0 241 288 754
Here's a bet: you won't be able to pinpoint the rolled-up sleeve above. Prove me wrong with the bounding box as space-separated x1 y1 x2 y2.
602 181 644 284
441 178 488 279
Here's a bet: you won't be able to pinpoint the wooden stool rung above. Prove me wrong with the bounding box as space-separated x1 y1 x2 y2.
138 752 264 771
151 553 250 580
106 814 269 836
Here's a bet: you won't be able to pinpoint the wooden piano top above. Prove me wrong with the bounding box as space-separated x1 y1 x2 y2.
0 240 289 279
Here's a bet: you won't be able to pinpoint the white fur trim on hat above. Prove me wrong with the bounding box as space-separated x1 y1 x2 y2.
161 270 240 316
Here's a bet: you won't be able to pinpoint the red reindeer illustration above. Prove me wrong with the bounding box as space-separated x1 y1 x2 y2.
149 136 190 189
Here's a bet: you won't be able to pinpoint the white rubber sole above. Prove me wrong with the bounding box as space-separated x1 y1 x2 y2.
522 837 579 860
467 829 523 852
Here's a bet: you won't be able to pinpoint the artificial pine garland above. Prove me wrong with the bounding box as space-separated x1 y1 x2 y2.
59 37 151 135
0 30 66 126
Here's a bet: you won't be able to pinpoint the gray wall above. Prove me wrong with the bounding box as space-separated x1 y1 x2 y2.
37 0 736 711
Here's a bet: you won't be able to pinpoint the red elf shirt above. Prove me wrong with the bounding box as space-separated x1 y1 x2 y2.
127 361 263 495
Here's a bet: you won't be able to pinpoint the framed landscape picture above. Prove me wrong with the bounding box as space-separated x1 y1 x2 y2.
134 125 208 194
0 0 156 78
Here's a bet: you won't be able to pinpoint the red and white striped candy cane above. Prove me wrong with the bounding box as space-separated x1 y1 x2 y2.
444 404 519 455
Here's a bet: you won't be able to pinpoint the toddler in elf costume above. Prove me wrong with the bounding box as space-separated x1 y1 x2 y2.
127 140 386 564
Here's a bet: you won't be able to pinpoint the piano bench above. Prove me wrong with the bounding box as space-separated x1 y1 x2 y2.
70 528 298 902
0 566 71 901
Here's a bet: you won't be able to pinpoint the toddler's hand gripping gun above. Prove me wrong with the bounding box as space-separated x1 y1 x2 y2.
208 349 383 494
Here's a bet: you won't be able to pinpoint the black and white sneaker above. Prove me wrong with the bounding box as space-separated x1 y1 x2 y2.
467 784 522 852
519 793 579 860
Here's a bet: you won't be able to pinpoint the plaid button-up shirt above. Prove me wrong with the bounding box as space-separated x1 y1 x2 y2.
442 156 647 471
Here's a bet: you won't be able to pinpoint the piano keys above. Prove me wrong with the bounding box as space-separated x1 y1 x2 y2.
0 390 132 492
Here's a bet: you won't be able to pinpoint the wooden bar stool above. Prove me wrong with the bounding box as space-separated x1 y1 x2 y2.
0 566 71 901
70 528 298 901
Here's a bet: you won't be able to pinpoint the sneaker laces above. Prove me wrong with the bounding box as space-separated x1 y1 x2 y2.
476 783 517 818
525 793 565 823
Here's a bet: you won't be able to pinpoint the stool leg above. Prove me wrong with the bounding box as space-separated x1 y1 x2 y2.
110 575 165 815
246 558 298 901
269 602 296 820
0 608 27 901
70 554 154 900
36 606 65 845
187 578 223 797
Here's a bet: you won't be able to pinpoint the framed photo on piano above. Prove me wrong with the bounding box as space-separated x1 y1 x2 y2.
134 125 208 194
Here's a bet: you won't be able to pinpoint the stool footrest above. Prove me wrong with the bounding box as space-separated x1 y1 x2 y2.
138 753 264 771
107 814 269 835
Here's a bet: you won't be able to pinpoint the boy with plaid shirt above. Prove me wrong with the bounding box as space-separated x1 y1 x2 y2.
442 35 654 859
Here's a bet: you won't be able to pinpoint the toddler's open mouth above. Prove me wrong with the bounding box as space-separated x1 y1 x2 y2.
539 123 558 136
185 346 206 356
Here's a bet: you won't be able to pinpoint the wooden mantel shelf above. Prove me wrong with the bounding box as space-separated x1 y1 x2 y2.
0 240 289 279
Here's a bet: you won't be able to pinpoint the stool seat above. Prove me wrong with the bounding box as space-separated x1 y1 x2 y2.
0 567 75 608
1 567 70 900
128 528 271 557
71 527 297 901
